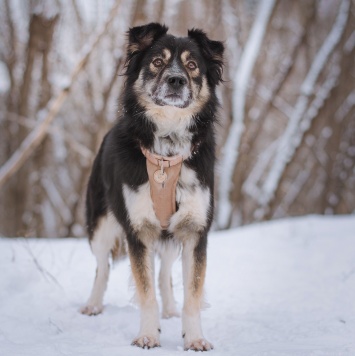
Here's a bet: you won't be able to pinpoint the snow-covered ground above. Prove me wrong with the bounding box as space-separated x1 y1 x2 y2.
1 215 354 356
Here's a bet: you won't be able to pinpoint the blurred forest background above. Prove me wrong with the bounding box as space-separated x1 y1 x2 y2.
0 0 354 237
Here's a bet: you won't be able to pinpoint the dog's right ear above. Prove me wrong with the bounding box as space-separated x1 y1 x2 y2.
127 23 168 59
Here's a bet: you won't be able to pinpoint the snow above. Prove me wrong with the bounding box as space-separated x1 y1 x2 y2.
1 214 355 355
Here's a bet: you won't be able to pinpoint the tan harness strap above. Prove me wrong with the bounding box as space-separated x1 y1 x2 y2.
141 147 189 229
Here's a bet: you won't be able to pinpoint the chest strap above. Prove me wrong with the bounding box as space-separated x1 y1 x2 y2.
141 147 189 230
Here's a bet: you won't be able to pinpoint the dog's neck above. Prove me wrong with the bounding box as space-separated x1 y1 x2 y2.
153 131 192 158
146 106 194 158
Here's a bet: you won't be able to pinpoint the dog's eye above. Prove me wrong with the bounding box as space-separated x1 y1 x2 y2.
187 61 197 70
152 58 164 67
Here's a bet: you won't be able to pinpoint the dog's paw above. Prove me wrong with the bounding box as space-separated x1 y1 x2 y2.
184 338 213 352
131 335 161 349
79 304 103 316
162 309 180 319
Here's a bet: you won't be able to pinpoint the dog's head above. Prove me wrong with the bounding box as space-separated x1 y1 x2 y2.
124 23 224 115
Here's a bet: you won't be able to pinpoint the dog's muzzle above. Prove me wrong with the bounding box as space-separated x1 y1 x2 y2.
152 70 191 108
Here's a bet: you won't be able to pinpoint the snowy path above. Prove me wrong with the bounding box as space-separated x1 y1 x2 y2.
1 215 354 355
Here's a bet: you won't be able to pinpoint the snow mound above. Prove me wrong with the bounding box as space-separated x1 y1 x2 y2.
1 215 354 355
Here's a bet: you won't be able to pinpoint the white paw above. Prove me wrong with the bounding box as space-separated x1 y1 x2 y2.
79 304 103 316
131 335 161 349
184 338 213 351
162 309 180 319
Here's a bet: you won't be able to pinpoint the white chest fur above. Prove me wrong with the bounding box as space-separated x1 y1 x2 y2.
123 165 210 234
152 112 193 158
170 165 210 232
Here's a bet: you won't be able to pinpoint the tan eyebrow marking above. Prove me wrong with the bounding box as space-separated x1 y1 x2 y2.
181 50 191 64
163 49 171 61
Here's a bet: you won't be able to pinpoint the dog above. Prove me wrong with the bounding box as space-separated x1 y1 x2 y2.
80 23 224 351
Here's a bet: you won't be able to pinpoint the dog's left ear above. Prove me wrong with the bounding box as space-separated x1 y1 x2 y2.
188 29 224 86
127 23 168 58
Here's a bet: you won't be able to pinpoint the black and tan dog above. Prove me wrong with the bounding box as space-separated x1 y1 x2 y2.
81 23 224 351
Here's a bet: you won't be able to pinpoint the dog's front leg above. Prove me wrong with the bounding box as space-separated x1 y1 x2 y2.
181 233 213 351
128 235 160 349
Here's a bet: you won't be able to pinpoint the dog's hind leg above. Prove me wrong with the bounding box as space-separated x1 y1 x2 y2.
158 242 180 318
80 213 123 316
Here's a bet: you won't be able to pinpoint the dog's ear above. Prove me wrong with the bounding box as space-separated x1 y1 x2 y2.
127 23 168 58
188 29 224 86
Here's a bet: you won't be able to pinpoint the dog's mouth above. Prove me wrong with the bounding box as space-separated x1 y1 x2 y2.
154 96 190 109
166 94 180 99
151 87 191 109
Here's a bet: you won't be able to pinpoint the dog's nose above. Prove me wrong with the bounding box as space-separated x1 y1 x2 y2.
167 75 187 89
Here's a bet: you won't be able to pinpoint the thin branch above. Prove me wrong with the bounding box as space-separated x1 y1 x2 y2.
23 241 63 289
0 0 122 189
